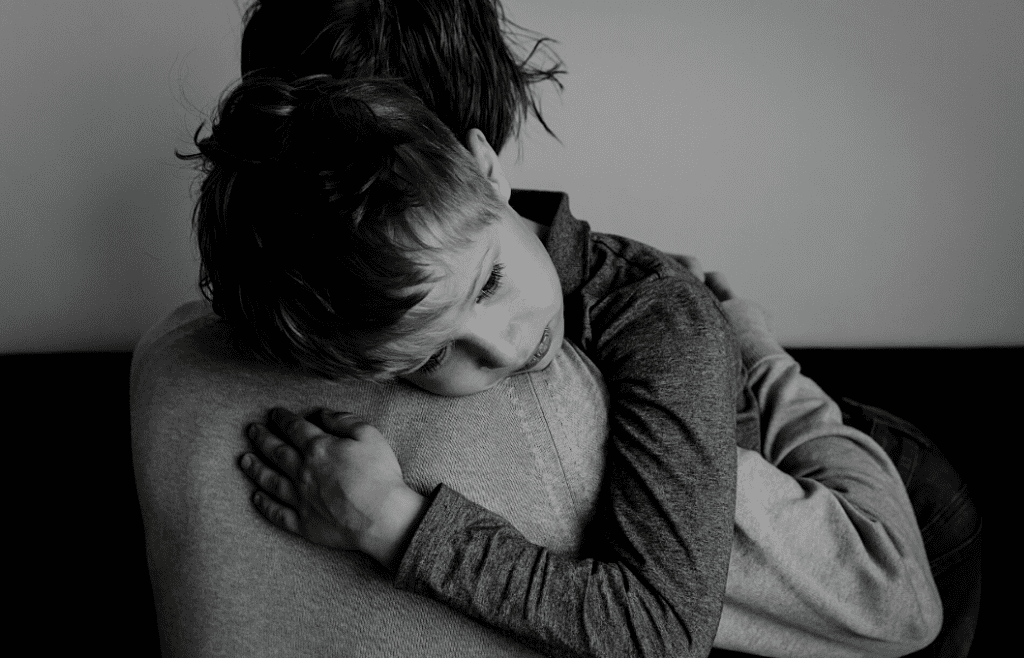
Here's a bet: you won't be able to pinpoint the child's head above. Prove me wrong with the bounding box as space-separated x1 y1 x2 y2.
239 0 564 153
184 75 564 395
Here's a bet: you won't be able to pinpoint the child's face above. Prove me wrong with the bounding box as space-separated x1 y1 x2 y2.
399 201 565 397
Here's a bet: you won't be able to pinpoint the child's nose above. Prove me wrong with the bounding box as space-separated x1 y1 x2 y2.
464 317 520 369
470 332 519 369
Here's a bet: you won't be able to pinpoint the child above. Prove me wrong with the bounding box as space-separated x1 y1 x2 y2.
191 72 737 658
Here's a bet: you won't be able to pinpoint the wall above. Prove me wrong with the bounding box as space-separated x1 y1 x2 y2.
2 0 1022 352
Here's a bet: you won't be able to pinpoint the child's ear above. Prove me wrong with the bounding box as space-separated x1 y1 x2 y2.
466 128 511 203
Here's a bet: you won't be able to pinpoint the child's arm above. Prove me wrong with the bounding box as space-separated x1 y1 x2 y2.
398 272 738 657
707 275 943 657
243 272 737 658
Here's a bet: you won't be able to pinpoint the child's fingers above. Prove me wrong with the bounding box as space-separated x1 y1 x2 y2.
247 422 303 480
268 407 327 455
239 452 299 507
704 271 735 301
313 408 375 441
251 489 300 535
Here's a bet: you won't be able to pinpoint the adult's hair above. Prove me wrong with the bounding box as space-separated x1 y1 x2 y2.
179 75 504 380
239 0 564 152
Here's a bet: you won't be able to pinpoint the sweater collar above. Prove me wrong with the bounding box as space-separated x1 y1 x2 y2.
508 189 589 297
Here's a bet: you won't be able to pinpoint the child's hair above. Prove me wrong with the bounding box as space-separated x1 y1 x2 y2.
238 0 565 152
179 75 505 380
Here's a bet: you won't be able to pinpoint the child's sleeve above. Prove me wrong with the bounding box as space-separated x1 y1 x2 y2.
714 299 943 657
395 274 737 658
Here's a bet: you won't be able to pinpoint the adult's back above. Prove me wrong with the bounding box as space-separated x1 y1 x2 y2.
131 300 609 657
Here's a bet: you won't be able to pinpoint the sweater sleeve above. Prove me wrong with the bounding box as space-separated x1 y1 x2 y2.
395 275 737 658
713 300 943 658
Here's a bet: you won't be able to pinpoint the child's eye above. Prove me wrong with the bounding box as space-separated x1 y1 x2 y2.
417 263 503 375
476 263 505 303
417 343 449 374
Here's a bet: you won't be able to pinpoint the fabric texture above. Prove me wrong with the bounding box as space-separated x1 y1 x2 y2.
396 191 742 657
131 300 610 657
395 191 941 658
839 398 982 658
711 315 942 657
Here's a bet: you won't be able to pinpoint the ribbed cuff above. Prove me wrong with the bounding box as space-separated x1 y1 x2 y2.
393 483 467 590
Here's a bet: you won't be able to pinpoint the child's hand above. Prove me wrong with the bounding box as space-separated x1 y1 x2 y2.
239 407 427 571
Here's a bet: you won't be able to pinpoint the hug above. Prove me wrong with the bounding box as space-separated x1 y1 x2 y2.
132 1 981 656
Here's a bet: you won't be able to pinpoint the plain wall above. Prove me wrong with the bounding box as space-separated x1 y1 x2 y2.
2 0 1022 352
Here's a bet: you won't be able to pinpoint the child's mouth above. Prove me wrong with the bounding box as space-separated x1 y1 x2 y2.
519 326 552 372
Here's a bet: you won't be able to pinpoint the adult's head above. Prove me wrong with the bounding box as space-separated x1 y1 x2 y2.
239 0 564 153
182 75 563 393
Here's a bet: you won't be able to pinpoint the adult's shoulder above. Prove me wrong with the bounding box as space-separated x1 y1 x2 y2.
130 301 610 657
131 301 609 544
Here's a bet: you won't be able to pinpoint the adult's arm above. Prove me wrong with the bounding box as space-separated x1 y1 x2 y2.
395 273 738 658
714 297 943 657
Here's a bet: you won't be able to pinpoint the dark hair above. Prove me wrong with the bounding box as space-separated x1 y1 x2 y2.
239 0 565 151
179 75 504 379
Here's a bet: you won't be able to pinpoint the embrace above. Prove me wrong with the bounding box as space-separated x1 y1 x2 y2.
131 2 980 657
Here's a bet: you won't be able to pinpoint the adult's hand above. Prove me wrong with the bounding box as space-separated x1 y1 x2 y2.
673 253 774 339
675 254 706 282
702 270 775 342
240 407 427 571
703 271 736 302
674 254 735 301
